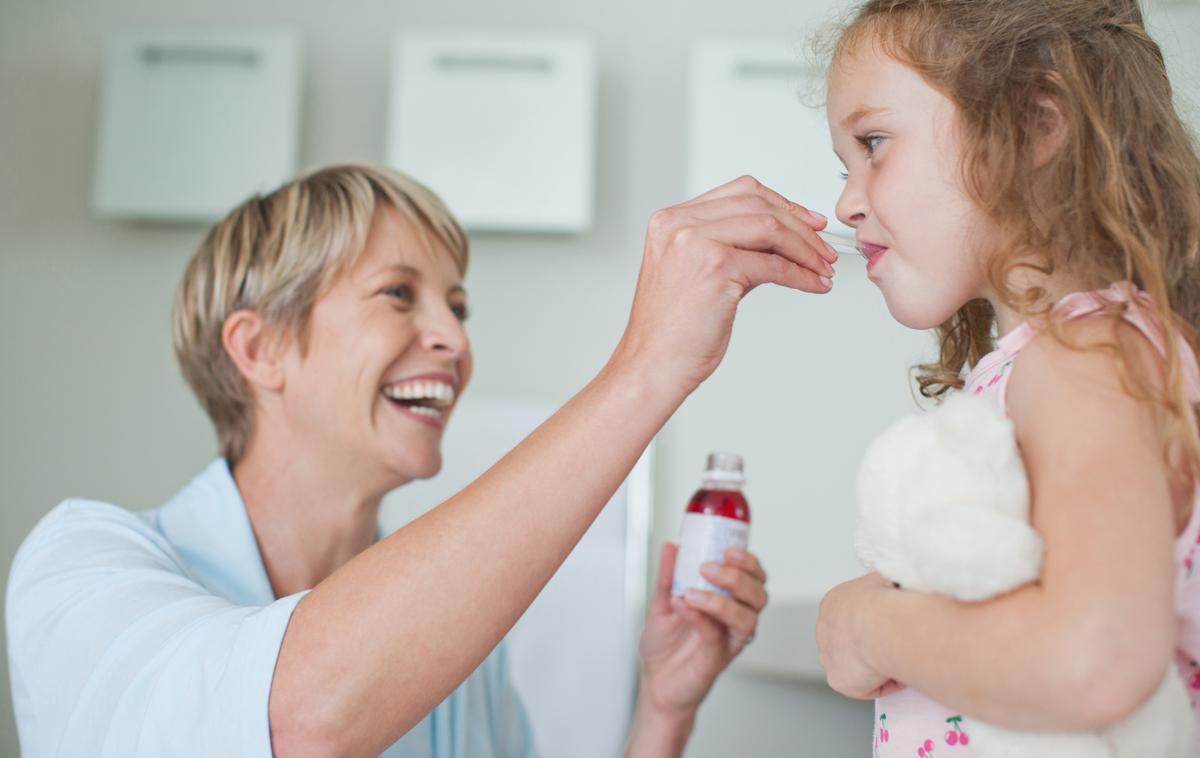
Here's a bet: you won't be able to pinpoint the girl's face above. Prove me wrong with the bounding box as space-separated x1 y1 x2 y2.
827 44 995 329
277 207 472 492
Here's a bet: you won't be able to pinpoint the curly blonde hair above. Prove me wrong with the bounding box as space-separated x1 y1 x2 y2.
827 0 1200 475
171 164 469 464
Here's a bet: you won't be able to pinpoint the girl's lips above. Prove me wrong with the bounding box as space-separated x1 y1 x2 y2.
860 243 888 272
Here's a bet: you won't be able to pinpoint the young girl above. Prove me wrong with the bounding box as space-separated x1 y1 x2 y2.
813 0 1200 755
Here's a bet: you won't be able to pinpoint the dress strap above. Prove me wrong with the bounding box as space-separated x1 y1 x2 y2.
1005 283 1200 404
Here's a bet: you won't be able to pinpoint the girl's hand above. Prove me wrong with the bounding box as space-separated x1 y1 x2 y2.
816 572 903 699
611 176 836 403
636 543 769 719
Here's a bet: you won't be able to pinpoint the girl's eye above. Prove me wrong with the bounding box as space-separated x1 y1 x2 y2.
839 170 849 181
451 303 469 322
857 133 885 157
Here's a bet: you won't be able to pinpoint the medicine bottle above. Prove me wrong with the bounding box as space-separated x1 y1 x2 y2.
671 452 750 597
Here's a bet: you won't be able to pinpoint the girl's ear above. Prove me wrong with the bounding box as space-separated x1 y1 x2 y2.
1031 93 1069 169
221 310 288 393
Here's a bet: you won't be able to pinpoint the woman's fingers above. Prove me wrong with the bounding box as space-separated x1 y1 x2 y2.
724 547 766 584
726 246 832 294
679 547 769 649
670 596 726 642
649 543 677 616
682 588 759 647
680 195 839 265
617 176 836 397
692 215 836 279
681 176 828 233
699 561 768 611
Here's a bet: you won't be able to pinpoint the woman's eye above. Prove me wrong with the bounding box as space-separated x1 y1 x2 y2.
451 303 470 322
384 284 415 303
839 170 849 181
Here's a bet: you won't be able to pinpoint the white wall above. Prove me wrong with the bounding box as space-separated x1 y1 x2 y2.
4 0 1199 756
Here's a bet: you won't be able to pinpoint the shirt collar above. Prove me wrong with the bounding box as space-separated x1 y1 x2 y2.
152 458 277 606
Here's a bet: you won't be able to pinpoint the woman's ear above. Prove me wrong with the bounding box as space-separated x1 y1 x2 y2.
222 310 287 393
1031 93 1068 169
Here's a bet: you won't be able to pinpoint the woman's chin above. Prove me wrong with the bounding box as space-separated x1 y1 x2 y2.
388 451 443 484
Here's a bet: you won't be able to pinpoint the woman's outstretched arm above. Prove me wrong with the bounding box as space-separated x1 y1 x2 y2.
269 177 837 757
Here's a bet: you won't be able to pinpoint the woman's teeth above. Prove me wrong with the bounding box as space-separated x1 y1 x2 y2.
382 381 456 409
403 404 443 418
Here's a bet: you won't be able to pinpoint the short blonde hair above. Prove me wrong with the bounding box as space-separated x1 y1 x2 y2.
171 163 469 464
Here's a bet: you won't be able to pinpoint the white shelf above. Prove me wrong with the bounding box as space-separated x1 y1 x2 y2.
92 28 302 222
387 31 596 233
733 600 828 682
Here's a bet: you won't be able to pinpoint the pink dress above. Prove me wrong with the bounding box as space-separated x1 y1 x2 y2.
872 283 1200 757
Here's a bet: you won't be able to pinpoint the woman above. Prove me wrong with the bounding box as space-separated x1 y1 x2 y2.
6 164 838 757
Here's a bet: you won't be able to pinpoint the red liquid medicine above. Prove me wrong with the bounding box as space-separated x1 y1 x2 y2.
671 452 750 597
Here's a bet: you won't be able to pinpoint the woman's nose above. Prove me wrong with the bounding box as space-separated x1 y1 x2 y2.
419 304 469 357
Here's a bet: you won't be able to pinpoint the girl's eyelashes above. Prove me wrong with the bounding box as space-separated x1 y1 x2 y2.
451 302 469 322
856 133 885 157
837 133 886 180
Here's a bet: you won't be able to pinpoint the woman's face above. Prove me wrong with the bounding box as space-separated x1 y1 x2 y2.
827 44 994 329
278 207 472 491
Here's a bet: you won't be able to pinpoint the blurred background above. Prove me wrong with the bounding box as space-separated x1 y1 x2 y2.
2 0 1198 755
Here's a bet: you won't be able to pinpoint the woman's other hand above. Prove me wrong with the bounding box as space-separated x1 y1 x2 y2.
633 544 768 732
610 176 837 403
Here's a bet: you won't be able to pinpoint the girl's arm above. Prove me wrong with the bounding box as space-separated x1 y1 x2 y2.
269 177 833 758
818 317 1179 731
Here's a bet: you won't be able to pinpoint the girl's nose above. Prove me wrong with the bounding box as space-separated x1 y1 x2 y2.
835 173 868 229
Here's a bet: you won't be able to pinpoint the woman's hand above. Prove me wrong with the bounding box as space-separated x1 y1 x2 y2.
611 176 837 403
634 544 768 724
815 572 902 700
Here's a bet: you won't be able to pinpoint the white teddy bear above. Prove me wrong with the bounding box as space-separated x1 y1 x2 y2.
856 392 1194 758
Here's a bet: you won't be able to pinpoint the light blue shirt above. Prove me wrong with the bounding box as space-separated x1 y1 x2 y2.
6 459 534 757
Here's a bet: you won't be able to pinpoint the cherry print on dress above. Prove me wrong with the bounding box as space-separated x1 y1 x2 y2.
1185 530 1200 577
944 716 970 747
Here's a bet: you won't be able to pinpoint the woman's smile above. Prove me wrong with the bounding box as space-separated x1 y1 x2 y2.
381 371 458 429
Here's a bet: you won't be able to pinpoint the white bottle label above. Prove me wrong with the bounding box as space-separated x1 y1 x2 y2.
671 513 750 597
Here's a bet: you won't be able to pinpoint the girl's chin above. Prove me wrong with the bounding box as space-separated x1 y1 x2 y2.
884 297 960 331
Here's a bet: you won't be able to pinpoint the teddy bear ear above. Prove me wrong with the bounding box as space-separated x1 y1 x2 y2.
905 507 1045 602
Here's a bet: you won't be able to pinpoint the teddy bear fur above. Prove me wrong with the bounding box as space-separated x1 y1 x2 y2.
855 392 1193 758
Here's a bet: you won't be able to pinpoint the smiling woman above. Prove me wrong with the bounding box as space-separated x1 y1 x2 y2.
172 166 470 471
208 203 477 491
5 164 832 758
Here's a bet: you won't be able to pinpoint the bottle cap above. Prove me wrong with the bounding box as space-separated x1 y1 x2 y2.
703 451 745 485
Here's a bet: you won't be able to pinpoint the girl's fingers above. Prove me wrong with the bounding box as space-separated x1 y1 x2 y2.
700 562 768 611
